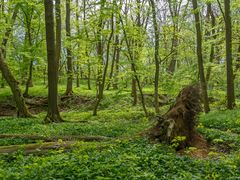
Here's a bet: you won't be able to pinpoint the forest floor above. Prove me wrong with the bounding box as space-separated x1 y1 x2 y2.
0 84 240 179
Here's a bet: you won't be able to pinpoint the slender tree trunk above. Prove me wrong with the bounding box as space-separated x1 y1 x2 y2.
93 1 105 116
0 49 32 117
0 74 4 88
131 64 138 106
23 13 34 97
23 60 33 97
1 0 5 88
112 36 121 90
65 0 73 95
0 4 32 117
83 0 91 90
76 0 80 88
192 0 210 113
93 3 114 116
106 36 117 90
0 0 5 88
119 14 148 117
234 44 240 80
224 0 235 109
44 0 63 123
55 0 61 78
206 3 216 82
150 0 160 114
166 0 182 74
129 40 138 106
87 59 91 90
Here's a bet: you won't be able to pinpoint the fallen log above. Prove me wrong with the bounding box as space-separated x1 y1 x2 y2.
146 85 208 150
0 137 130 155
0 134 109 142
0 141 76 154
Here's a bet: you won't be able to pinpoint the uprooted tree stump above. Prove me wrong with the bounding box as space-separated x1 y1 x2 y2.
147 85 208 150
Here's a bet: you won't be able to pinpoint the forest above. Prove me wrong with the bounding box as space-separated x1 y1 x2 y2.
0 0 240 178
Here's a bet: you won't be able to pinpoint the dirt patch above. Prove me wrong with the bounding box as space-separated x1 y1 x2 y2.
0 103 16 116
178 133 210 159
0 95 93 116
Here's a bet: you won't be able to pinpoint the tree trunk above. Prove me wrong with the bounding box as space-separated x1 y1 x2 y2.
0 4 32 117
83 0 91 90
76 0 80 88
1 73 4 88
106 35 117 90
44 0 63 123
131 67 138 106
233 44 240 80
22 6 35 98
167 0 181 74
119 14 148 117
55 0 61 78
192 0 210 113
23 60 33 97
224 0 235 109
65 0 73 95
93 3 114 116
112 37 121 90
0 49 32 117
206 3 216 82
150 0 160 114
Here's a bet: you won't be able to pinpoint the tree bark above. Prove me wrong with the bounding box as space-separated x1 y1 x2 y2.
65 0 73 95
192 0 210 113
55 0 61 78
0 50 32 117
75 0 80 88
83 0 91 90
205 3 216 82
23 8 34 97
224 0 235 109
44 0 63 123
150 0 160 114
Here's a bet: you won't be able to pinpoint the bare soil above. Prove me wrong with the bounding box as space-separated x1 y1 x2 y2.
0 95 93 116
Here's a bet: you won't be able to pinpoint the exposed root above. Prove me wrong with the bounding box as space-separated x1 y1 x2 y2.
146 85 208 151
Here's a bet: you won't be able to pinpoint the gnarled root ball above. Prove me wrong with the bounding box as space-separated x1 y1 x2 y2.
147 85 207 150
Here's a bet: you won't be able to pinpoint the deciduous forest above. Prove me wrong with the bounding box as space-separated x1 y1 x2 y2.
0 0 240 178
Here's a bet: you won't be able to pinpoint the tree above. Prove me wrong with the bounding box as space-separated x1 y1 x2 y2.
44 0 63 123
192 0 210 113
119 13 149 117
93 0 108 116
0 4 32 117
65 0 73 95
149 0 160 114
22 5 35 97
224 0 235 109
75 0 80 88
205 2 217 82
55 0 62 77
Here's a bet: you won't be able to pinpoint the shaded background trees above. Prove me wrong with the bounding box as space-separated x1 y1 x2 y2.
0 0 239 118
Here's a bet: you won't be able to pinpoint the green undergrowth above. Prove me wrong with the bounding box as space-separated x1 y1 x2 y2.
0 139 239 179
199 110 240 134
1 85 240 178
0 110 239 178
0 110 150 146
